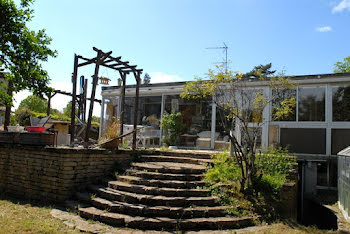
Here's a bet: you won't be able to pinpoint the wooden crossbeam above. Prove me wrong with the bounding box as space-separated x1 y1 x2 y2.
53 90 101 103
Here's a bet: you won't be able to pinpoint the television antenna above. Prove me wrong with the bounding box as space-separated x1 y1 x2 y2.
206 42 228 70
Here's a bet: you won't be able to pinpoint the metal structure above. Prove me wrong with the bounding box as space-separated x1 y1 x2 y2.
70 47 142 149
206 42 228 70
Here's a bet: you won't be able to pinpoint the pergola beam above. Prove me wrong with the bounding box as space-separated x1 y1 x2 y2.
69 47 142 148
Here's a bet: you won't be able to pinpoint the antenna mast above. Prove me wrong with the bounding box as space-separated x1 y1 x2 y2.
206 42 228 70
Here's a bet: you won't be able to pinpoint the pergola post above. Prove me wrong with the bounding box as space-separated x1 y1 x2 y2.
47 91 52 116
85 51 102 143
132 71 141 150
70 54 79 145
119 71 127 136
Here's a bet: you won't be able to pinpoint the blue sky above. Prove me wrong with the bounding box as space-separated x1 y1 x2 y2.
14 0 350 115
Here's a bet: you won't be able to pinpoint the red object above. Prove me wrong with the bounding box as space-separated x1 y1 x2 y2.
26 126 46 133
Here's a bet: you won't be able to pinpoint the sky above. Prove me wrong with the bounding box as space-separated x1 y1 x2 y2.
12 0 350 116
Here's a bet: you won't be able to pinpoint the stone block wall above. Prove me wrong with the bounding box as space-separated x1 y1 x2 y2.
0 144 134 202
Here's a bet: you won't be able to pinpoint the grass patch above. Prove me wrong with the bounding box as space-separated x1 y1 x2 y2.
0 194 79 233
254 220 337 233
205 148 297 222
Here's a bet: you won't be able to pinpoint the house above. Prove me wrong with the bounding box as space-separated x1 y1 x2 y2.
100 72 350 194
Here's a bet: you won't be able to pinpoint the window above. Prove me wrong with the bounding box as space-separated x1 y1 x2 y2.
272 89 296 121
332 86 350 121
331 129 350 155
316 160 338 188
298 87 325 121
317 162 328 186
280 128 326 154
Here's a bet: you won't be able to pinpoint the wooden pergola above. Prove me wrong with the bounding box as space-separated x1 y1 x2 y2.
70 47 142 149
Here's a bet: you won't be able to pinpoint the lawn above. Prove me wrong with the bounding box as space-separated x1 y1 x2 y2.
0 194 79 234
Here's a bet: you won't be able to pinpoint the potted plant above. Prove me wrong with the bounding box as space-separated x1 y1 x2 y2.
161 112 185 147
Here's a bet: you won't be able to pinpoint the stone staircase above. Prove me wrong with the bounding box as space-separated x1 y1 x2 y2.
67 152 256 231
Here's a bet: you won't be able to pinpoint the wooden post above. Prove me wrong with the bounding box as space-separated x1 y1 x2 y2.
132 71 141 150
70 54 79 145
84 51 102 143
119 72 127 136
47 92 51 116
83 79 88 122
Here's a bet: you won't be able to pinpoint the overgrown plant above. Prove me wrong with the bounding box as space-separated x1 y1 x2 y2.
205 148 296 220
160 112 186 146
181 64 297 192
98 117 120 143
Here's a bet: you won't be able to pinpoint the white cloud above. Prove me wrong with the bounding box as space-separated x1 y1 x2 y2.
332 0 350 13
148 72 185 83
315 26 332 32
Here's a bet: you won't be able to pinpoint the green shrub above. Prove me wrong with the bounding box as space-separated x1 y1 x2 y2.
256 147 296 177
205 151 240 185
160 112 185 146
15 107 32 126
205 147 296 221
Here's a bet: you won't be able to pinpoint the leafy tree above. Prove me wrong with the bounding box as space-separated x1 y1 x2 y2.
18 95 48 113
181 64 296 192
334 56 350 73
143 73 151 84
63 101 73 117
63 101 78 118
0 0 57 130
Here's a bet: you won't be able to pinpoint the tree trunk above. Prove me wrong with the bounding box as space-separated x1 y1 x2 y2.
4 105 11 131
4 81 13 131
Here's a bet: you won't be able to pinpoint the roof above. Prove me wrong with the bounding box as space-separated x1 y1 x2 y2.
47 120 70 124
102 72 350 91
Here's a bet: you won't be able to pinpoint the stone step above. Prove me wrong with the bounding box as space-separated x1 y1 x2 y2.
88 185 219 207
131 162 206 174
139 155 212 165
78 206 255 231
142 150 213 160
126 169 204 181
108 180 210 197
117 175 206 189
75 192 228 218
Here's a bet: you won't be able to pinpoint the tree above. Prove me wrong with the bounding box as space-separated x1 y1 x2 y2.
0 0 57 130
180 64 296 192
143 73 151 84
334 56 350 73
63 101 73 117
18 95 48 113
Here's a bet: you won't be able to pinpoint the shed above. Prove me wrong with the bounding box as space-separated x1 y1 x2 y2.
338 146 350 221
44 120 70 146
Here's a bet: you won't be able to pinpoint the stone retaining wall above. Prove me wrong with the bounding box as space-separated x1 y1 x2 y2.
0 144 134 202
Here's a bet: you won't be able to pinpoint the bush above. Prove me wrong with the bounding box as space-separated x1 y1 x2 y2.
98 117 120 143
205 151 240 185
256 147 296 177
160 112 185 146
15 107 32 126
205 147 296 221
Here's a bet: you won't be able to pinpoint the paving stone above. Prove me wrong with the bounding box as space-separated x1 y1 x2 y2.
117 175 206 189
131 162 206 174
126 169 204 181
108 180 211 197
140 155 212 165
